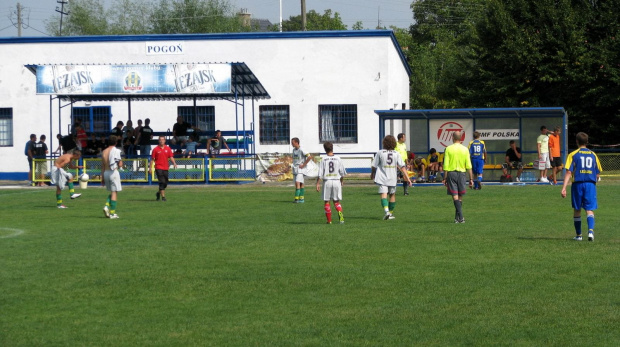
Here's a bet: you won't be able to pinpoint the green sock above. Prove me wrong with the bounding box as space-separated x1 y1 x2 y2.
68 182 74 194
300 188 305 200
389 201 396 213
106 195 111 207
295 189 300 200
56 194 62 206
110 200 117 214
381 198 388 211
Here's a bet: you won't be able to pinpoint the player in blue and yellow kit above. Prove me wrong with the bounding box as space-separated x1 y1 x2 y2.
561 132 602 241
468 131 487 190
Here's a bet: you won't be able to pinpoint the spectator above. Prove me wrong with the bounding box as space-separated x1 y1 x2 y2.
426 148 444 182
502 140 524 181
183 136 197 158
112 121 124 148
172 116 190 145
135 118 154 157
549 126 563 185
207 130 230 158
33 134 49 186
395 133 410 195
75 124 88 150
537 125 551 183
25 133 37 185
85 133 100 156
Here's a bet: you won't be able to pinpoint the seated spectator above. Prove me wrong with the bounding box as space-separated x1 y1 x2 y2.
172 116 191 146
85 133 100 156
183 136 198 158
407 153 427 182
426 148 444 182
207 130 230 158
502 140 524 181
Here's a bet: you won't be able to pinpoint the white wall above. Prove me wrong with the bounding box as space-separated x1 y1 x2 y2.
0 31 410 174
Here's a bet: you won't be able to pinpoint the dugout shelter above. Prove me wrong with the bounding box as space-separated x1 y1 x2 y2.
375 107 568 181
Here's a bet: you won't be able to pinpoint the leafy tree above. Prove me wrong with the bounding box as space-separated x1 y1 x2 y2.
45 0 109 36
150 0 245 34
280 10 347 31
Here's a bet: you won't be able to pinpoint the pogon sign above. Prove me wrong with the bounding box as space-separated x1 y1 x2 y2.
145 42 185 55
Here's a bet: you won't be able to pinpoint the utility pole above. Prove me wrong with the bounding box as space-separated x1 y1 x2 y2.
55 0 69 36
301 0 306 31
17 3 22 37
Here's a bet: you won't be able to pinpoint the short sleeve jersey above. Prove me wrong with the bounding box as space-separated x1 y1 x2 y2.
319 155 347 180
564 148 602 183
292 147 308 174
151 145 174 170
469 139 486 160
426 153 443 164
108 147 123 171
505 147 522 162
443 143 472 173
395 142 408 164
372 150 405 186
548 134 561 157
537 134 550 153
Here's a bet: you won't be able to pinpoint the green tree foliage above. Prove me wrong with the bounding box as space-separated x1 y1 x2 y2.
280 10 347 31
150 0 245 34
45 0 109 36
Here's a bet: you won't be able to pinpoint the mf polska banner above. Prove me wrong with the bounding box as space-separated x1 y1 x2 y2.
35 64 232 95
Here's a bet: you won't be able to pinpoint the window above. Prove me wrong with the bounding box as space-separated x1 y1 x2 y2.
72 106 112 134
319 104 357 143
260 105 290 145
0 108 13 146
178 106 215 134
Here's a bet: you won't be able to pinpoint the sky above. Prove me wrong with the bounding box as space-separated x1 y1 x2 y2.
0 0 414 37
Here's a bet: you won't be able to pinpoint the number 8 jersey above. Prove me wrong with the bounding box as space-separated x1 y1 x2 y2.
565 148 602 183
318 155 347 180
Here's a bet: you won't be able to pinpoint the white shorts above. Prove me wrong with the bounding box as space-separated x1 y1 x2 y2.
295 173 305 183
104 170 122 192
322 180 342 201
538 153 551 170
50 167 73 190
377 184 396 195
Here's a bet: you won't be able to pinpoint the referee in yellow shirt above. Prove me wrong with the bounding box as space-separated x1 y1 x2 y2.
442 131 474 223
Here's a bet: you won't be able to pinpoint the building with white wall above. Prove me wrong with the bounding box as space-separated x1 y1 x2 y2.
0 30 410 179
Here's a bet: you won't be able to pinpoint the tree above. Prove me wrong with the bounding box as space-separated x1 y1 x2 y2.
45 0 109 36
150 0 245 34
280 9 347 31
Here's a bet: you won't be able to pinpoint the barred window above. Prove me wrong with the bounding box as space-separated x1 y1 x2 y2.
0 108 13 146
72 106 112 134
178 106 215 133
260 105 290 145
319 104 357 143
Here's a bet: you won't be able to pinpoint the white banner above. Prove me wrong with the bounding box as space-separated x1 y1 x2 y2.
476 129 520 140
429 119 474 152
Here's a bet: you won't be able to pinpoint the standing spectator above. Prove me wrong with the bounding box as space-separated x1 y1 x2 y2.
34 134 49 186
25 133 37 185
151 135 177 202
101 135 123 219
549 126 563 185
315 142 347 224
70 119 82 138
135 118 154 157
468 131 487 190
442 131 474 223
395 133 409 195
537 125 551 183
112 121 124 148
172 116 190 145
122 120 134 143
50 150 83 208
371 135 412 220
123 128 136 157
502 140 524 181
207 130 230 158
290 137 313 203
75 124 88 150
561 132 602 241
53 134 63 154
134 119 143 138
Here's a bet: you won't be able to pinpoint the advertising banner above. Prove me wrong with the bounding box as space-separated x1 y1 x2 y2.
476 129 520 140
429 119 474 152
35 63 232 95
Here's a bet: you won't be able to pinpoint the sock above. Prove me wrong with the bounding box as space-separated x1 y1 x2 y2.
68 182 74 194
110 200 117 214
295 189 300 200
388 201 396 213
56 194 62 206
574 217 582 235
381 198 389 212
334 202 343 212
587 215 595 233
106 195 111 207
324 202 332 223
300 188 305 200
403 181 408 193
454 200 463 220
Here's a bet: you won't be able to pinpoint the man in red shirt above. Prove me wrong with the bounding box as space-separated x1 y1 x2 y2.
151 136 177 201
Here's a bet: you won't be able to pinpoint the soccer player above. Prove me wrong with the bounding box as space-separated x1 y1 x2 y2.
426 148 444 182
549 126 563 185
151 135 177 202
371 135 412 220
316 142 347 224
101 135 123 219
442 131 473 223
395 133 410 195
561 132 602 241
291 137 313 203
468 131 487 189
50 149 83 208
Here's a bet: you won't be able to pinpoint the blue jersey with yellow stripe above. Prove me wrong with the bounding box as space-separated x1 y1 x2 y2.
564 148 602 183
468 139 485 160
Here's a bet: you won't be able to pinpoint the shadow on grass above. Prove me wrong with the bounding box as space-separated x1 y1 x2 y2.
517 236 572 241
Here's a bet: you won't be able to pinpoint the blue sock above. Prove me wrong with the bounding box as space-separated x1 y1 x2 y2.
574 217 582 235
587 215 595 232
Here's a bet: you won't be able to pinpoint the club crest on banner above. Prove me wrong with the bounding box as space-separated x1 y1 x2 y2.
437 122 466 147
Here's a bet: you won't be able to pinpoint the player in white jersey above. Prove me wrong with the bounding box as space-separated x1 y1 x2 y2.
101 135 123 219
316 142 347 224
371 135 412 220
291 137 313 203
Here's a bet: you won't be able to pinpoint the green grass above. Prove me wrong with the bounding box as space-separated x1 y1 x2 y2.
1 181 619 346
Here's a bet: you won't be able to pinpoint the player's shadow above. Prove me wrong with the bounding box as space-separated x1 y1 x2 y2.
517 236 572 241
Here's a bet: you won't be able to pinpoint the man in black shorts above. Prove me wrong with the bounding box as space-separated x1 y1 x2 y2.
502 140 524 182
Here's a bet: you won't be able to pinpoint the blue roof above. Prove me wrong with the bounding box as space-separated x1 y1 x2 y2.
0 30 411 76
375 107 567 119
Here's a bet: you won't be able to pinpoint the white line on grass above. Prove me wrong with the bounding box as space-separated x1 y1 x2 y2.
0 228 25 239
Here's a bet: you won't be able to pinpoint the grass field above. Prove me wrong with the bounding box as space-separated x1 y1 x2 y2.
1 181 619 346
